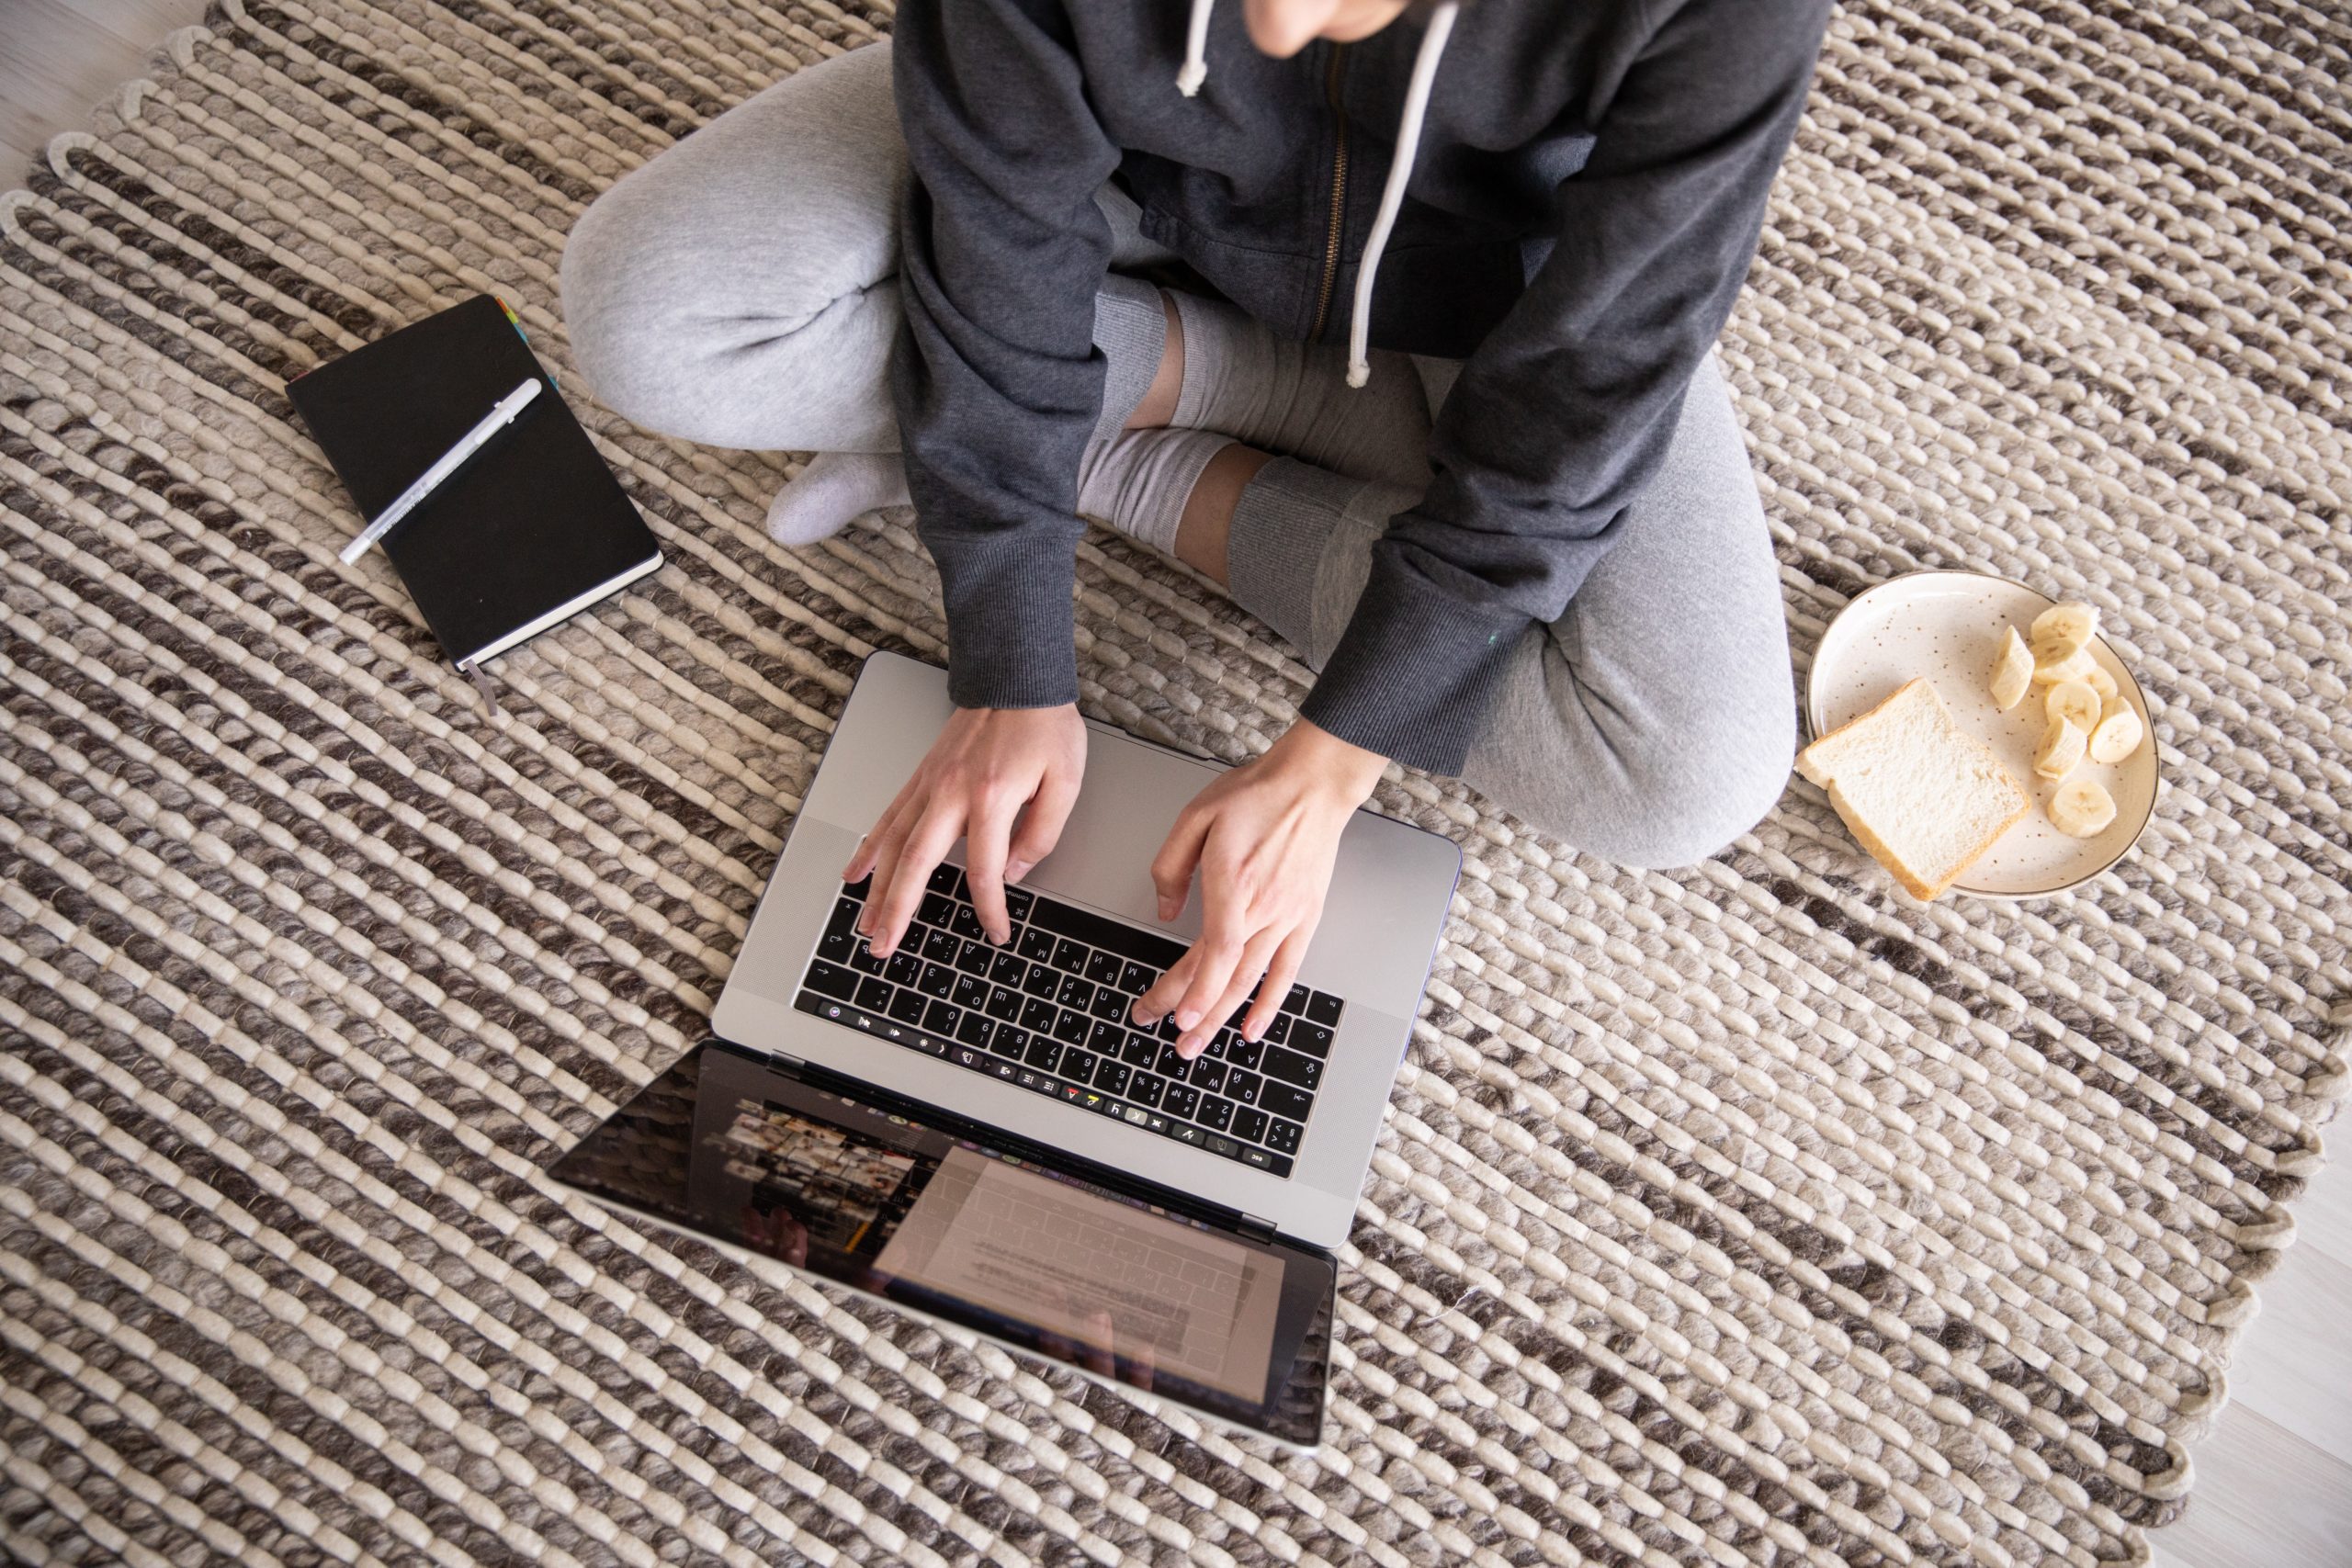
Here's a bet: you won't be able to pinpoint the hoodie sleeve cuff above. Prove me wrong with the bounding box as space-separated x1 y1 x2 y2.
1298 548 1526 775
923 525 1084 710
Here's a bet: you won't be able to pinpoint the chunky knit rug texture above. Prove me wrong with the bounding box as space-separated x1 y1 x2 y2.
2 0 2347 1563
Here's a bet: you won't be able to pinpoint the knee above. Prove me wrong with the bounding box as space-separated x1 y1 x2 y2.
560 174 733 435
1484 669 1799 871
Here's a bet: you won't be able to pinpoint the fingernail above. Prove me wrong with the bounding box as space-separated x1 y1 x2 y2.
990 927 1009 946
1176 1008 1199 1030
1157 897 1177 919
1006 860 1032 883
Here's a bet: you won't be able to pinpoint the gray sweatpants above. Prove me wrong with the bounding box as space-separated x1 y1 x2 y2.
560 43 1796 869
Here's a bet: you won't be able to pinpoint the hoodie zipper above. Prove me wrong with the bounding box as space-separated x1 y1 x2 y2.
1307 43 1351 343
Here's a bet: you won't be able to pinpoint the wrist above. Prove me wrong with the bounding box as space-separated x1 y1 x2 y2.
1270 718 1387 803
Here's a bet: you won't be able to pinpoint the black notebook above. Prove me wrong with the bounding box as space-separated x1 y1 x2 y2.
287 293 662 671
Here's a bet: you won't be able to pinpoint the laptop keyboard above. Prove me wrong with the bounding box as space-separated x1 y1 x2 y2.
789 865 1342 1179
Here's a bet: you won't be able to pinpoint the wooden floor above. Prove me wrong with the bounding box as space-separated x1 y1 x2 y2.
4 5 2349 1563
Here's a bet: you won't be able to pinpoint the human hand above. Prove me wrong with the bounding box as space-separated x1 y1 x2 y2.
843 705 1088 955
1132 720 1385 1057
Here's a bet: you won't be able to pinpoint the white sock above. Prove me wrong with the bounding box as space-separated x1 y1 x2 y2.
1167 290 1432 490
1075 426 1233 555
763 451 910 546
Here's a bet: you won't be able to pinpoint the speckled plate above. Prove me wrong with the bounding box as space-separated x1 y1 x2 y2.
1805 570 2159 899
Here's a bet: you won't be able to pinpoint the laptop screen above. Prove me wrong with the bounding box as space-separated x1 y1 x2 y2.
547 1041 1334 1445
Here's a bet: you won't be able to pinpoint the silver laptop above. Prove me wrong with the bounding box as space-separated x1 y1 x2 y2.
548 650 1459 1445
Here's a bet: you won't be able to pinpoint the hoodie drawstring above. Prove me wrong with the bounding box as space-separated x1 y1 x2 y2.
1346 1 1458 387
1177 0 1215 96
1174 1 1462 389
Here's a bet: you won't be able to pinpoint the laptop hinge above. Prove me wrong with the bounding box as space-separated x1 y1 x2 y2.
1237 1213 1279 1246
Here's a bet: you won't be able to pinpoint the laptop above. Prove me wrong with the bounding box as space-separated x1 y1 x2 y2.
547 650 1460 1446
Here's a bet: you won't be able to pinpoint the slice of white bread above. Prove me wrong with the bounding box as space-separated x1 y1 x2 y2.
1797 678 2030 900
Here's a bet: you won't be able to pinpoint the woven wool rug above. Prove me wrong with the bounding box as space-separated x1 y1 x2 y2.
2 0 2347 1562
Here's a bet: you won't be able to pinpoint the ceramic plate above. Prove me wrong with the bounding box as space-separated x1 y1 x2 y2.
1805 570 2159 899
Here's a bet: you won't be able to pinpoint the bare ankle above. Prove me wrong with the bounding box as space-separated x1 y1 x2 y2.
1173 443 1273 586
1125 289 1184 430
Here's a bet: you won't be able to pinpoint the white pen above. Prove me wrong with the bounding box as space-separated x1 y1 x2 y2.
339 377 543 564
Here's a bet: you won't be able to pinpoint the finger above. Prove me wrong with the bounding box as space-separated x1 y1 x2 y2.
1172 926 1250 1055
843 773 920 883
1005 761 1081 884
856 798 919 942
1133 948 1196 1027
961 786 1023 945
1242 928 1310 1041
1185 925 1282 1055
1148 806 1212 921
1080 1308 1117 1379
869 806 962 955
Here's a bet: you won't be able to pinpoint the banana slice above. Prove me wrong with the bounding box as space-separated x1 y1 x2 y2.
1989 626 2034 711
2033 645 2101 688
2047 777 2117 838
2044 678 2101 732
2030 603 2099 665
2088 705 2144 764
2084 663 2119 706
2034 716 2086 782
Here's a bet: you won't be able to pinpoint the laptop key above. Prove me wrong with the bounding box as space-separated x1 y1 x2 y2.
855 976 894 1012
1084 950 1124 987
1239 1145 1273 1170
989 951 1026 985
888 989 928 1025
1227 1069 1262 1108
1264 1117 1303 1155
842 874 873 899
1002 886 1034 921
1305 990 1344 1027
1263 1046 1321 1089
1204 1133 1241 1160
817 929 858 965
1088 987 1128 1021
1021 998 1057 1033
1021 963 1059 998
1162 1084 1199 1120
992 1025 1029 1059
884 952 922 987
956 1011 996 1048
1052 938 1090 973
1050 1010 1091 1045
952 973 989 1010
918 963 956 998
1261 1082 1311 1122
1089 1021 1126 1056
1290 1021 1334 1057
1155 1044 1191 1081
1283 984 1310 1015
1262 1012 1290 1044
922 999 962 1037
1169 1122 1204 1147
1056 975 1094 1011
1061 1049 1098 1086
1016 927 1057 963
922 927 961 964
1128 1073 1164 1108
919 892 956 928
1121 961 1157 996
805 961 858 1001
1226 1035 1263 1071
1199 1095 1235 1133
949 903 985 942
1234 1106 1270 1145
1191 1059 1228 1095
986 986 1023 1021
956 939 994 976
1023 1037 1062 1073
1121 1032 1159 1068
926 864 961 896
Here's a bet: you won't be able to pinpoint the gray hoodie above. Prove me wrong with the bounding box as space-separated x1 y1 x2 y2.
890 0 1831 773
